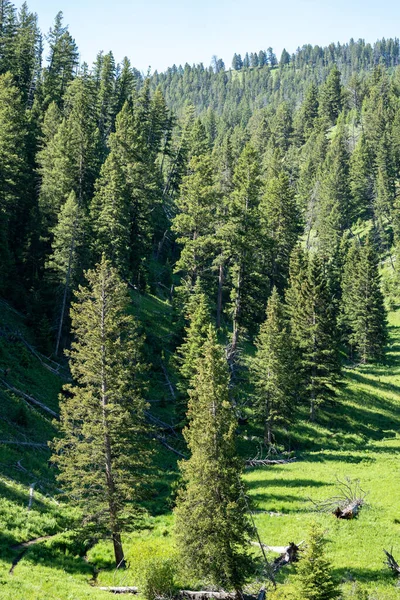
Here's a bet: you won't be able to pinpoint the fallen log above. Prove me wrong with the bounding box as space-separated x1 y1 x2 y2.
333 500 363 520
179 592 236 600
145 411 178 437
250 540 302 572
161 360 176 400
98 587 138 594
0 441 48 448
272 542 300 572
311 476 367 518
384 549 400 577
155 434 188 458
0 379 59 419
245 458 297 467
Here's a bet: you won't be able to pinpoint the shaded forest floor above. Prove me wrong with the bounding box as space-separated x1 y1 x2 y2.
0 299 400 598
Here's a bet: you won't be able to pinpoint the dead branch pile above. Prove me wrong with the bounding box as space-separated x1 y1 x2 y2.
246 458 297 467
310 477 367 519
244 440 296 468
179 592 236 600
384 549 400 577
98 587 138 594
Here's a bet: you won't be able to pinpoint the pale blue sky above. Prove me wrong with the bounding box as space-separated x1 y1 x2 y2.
16 0 400 73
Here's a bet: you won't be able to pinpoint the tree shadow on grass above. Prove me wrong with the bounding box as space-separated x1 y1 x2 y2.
247 491 309 507
246 478 330 489
333 565 395 585
0 479 49 513
346 370 400 399
305 452 376 464
21 542 94 576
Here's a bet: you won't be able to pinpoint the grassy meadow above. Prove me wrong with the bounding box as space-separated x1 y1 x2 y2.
0 298 400 598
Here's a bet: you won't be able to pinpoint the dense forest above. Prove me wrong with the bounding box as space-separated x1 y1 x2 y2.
1 2 400 599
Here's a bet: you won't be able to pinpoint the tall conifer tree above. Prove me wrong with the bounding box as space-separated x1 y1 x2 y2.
52 257 150 568
286 248 341 421
175 326 252 592
252 288 296 443
341 236 387 362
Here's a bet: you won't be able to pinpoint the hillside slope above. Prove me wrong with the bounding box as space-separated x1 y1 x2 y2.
1 298 400 598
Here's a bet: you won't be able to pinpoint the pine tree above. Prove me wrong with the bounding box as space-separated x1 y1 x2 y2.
296 523 340 600
267 47 277 67
52 257 150 569
96 50 116 151
176 281 212 395
0 71 28 292
38 73 100 242
45 191 87 355
252 288 296 444
349 133 374 221
220 143 263 354
174 326 252 592
279 48 290 67
42 11 79 108
260 170 300 292
373 129 396 248
90 151 131 277
271 102 293 151
319 65 343 126
172 151 218 296
0 0 17 75
91 90 167 286
316 119 352 260
115 56 136 115
286 247 341 421
294 82 319 143
341 236 387 363
13 2 41 105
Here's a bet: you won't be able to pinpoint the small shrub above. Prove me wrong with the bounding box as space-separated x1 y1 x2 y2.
143 557 178 600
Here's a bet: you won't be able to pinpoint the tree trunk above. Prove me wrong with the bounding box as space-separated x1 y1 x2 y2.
100 277 126 569
231 267 242 356
55 237 74 356
264 420 272 445
310 397 315 422
112 532 126 569
217 261 224 329
55 215 78 356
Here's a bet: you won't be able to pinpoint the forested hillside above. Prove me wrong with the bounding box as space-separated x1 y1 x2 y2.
1 2 400 598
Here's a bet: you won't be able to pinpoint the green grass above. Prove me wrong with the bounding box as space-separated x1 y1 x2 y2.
1 297 400 598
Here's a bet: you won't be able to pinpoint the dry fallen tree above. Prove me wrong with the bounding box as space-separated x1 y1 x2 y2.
98 587 138 594
310 477 367 519
246 457 297 467
384 549 400 577
245 442 296 468
249 540 302 572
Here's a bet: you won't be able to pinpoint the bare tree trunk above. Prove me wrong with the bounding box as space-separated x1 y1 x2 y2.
265 422 272 446
217 261 224 329
310 395 315 422
231 267 242 356
55 233 75 356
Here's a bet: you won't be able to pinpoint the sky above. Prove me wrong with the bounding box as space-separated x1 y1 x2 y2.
16 0 400 73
